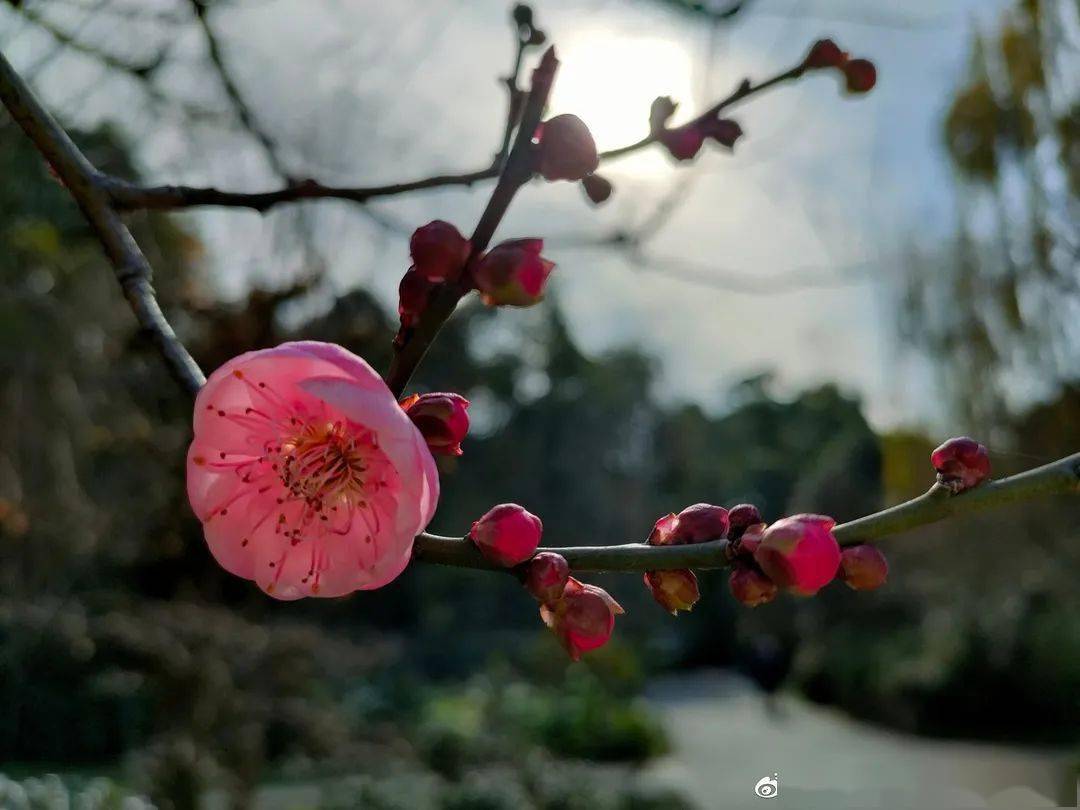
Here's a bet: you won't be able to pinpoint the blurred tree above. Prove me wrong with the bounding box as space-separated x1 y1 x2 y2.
903 0 1079 427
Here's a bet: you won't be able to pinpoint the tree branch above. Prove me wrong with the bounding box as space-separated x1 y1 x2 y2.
0 48 206 395
413 451 1080 572
102 54 810 214
383 46 559 398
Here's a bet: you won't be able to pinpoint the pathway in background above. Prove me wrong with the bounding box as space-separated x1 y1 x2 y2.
645 670 1073 809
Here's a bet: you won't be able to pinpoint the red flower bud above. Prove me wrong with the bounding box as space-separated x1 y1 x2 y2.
469 503 543 567
734 522 765 557
728 565 777 607
838 544 888 591
398 268 434 328
701 118 743 149
659 124 706 162
674 503 729 543
537 113 599 182
803 38 849 70
644 569 700 615
400 392 470 457
409 220 471 282
753 514 840 596
931 436 990 493
581 173 613 204
727 503 763 540
648 513 680 545
540 577 623 661
843 59 877 94
649 96 678 133
525 551 569 605
472 238 556 307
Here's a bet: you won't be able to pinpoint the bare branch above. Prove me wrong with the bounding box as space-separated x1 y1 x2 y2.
100 54 812 214
0 48 206 395
383 46 559 398
414 451 1080 572
187 0 291 180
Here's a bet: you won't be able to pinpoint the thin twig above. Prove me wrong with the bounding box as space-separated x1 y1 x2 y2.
383 46 559 398
0 48 206 394
187 0 292 180
414 451 1080 572
102 55 810 213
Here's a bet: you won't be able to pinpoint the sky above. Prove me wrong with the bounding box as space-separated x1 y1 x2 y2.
0 0 1015 429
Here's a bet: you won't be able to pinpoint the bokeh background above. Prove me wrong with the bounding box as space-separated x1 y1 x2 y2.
0 0 1078 807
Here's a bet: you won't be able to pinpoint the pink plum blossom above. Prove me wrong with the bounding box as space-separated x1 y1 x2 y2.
753 514 841 596
186 341 439 600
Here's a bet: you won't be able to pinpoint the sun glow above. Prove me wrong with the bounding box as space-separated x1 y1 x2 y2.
548 31 696 177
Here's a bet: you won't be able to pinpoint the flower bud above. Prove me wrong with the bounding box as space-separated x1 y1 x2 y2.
931 436 990 493
728 565 777 607
648 512 680 546
843 59 877 93
540 577 623 660
753 514 840 596
644 569 700 615
727 503 762 541
702 118 743 149
674 503 729 543
398 268 433 328
469 503 543 567
525 551 569 605
802 38 849 70
512 3 533 27
581 173 613 205
735 523 766 559
537 114 599 182
659 124 706 162
649 96 678 133
838 544 888 591
410 220 470 282
400 392 470 457
472 238 556 307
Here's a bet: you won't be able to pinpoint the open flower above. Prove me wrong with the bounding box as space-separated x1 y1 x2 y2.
753 514 840 596
186 342 440 599
541 577 623 660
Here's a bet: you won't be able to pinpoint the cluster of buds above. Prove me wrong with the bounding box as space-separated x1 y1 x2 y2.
801 39 877 94
641 502 729 614
470 505 622 659
396 221 558 343
639 502 889 610
649 96 744 163
931 436 991 493
535 113 613 204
